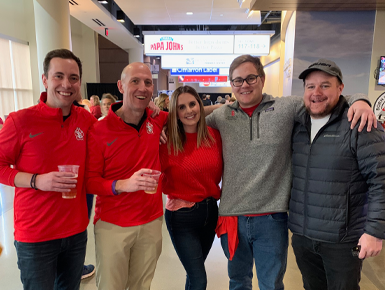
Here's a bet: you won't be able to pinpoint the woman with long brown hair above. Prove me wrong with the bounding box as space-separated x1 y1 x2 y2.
160 86 223 290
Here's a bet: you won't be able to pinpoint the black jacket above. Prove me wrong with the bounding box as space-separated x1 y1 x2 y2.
288 97 385 243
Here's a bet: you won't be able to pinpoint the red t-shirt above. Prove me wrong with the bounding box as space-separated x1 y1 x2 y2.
86 103 168 226
0 92 96 242
160 127 223 202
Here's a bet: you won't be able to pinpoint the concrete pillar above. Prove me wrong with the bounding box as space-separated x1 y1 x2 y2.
33 0 71 92
129 47 144 63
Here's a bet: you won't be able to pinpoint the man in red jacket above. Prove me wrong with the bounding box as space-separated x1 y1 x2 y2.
0 49 96 290
86 62 167 290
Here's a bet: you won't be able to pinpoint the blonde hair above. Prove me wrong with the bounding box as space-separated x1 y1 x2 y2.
101 93 116 103
157 94 169 111
81 99 91 107
167 86 214 155
90 95 100 106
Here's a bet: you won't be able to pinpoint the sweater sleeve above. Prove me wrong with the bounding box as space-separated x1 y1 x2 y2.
0 114 21 186
205 110 219 129
345 93 371 106
355 123 385 240
85 127 114 196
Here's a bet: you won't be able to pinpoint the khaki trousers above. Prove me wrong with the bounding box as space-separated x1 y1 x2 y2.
94 217 163 290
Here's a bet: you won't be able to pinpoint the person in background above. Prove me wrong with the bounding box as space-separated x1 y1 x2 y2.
157 93 170 112
99 93 116 121
215 96 222 105
202 94 212 107
229 96 236 102
160 86 223 290
0 116 3 130
86 62 167 290
206 54 377 290
225 95 231 103
289 59 385 290
206 95 213 105
90 95 102 119
0 48 96 289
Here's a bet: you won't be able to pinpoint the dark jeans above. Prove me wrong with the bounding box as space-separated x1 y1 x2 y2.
291 234 363 290
14 230 87 290
86 193 94 220
165 197 218 290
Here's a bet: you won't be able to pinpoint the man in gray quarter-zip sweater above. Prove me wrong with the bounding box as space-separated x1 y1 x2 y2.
289 59 385 290
205 55 377 290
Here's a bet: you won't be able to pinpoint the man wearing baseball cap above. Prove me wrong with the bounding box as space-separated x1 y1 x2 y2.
289 59 385 290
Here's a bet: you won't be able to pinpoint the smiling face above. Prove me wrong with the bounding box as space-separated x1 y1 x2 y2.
177 93 200 133
231 62 265 108
304 70 344 119
42 57 81 116
117 63 153 113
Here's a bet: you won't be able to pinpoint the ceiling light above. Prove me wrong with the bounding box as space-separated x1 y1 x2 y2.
134 35 140 38
117 10 125 23
246 9 254 18
186 12 193 15
98 0 108 4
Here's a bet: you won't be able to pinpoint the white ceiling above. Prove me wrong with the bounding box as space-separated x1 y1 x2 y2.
114 0 261 25
69 0 142 50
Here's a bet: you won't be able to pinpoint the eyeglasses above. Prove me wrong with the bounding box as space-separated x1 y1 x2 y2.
231 74 259 87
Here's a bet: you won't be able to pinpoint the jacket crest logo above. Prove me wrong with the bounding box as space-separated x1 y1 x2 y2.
74 127 84 141
146 122 154 134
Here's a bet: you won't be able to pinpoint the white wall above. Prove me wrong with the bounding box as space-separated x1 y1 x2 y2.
368 10 385 105
261 36 281 97
71 16 99 99
263 59 280 97
282 11 296 97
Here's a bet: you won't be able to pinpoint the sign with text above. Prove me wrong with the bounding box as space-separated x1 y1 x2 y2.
170 68 220 76
162 55 241 68
233 35 270 55
199 82 231 87
145 35 234 55
178 76 228 83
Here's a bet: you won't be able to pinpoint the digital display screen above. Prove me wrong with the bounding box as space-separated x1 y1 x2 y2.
379 56 385 85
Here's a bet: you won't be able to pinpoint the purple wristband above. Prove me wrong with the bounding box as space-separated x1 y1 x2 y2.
112 180 118 195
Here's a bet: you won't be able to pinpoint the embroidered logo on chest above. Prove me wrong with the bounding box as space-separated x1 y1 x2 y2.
74 127 84 141
146 122 154 134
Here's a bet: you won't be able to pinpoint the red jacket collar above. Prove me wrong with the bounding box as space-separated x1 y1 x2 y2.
38 92 76 119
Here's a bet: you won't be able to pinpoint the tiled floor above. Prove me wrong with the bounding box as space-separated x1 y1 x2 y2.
1 183 384 290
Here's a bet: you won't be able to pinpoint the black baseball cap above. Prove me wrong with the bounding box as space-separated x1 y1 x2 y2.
299 59 343 83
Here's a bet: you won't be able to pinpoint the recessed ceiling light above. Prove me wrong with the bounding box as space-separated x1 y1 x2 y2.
98 0 108 4
186 12 193 15
134 35 140 38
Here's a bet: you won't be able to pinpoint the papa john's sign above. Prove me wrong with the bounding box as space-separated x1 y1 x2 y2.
145 35 234 55
144 34 272 55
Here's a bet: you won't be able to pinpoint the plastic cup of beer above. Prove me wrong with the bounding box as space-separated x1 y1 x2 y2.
143 170 161 194
58 165 79 199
